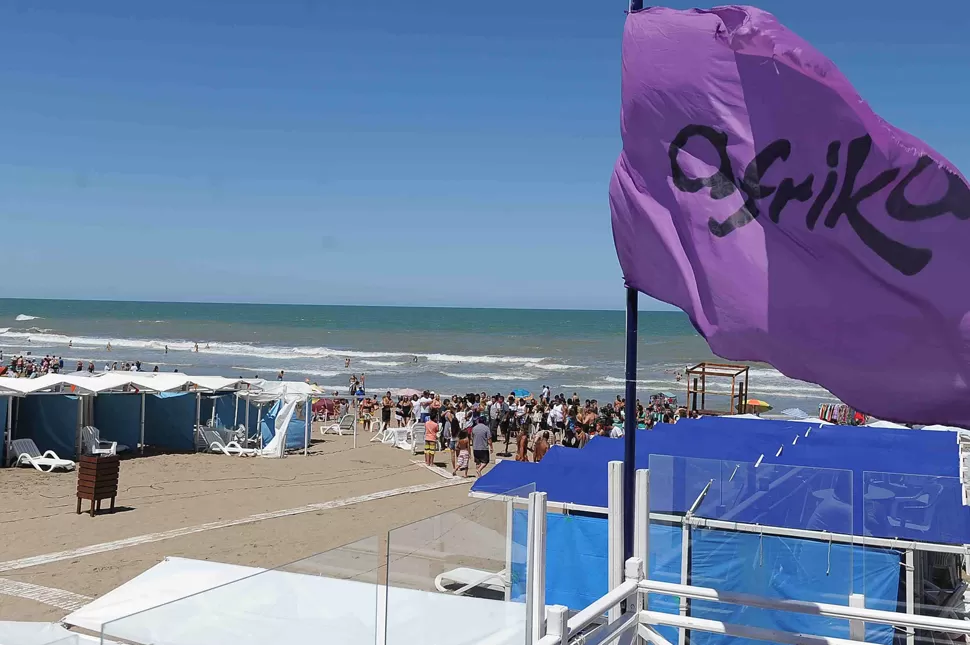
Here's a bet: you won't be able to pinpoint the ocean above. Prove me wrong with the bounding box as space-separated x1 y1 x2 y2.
0 299 836 412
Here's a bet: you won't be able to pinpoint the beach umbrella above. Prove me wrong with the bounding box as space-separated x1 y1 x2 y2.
511 388 531 398
780 407 810 419
745 399 772 413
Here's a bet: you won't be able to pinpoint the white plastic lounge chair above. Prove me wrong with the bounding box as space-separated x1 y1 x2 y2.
371 423 391 443
321 414 355 437
81 426 129 456
389 425 413 451
9 438 76 472
434 567 508 596
202 429 257 457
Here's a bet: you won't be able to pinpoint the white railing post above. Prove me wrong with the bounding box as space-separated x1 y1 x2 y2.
608 461 625 624
905 549 915 645
505 498 514 601
626 556 645 644
546 605 569 645
525 491 548 645
678 523 690 645
848 593 866 641
634 469 651 643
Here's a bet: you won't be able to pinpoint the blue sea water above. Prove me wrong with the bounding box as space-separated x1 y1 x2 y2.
0 299 835 411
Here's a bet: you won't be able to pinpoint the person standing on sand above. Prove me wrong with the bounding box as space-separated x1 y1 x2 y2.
424 417 439 466
515 427 529 462
446 408 461 470
533 431 550 462
417 390 433 423
471 418 492 476
440 409 454 466
453 431 471 477
381 392 393 431
400 396 413 425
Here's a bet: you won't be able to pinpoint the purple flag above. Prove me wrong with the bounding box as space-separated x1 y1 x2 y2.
610 6 970 427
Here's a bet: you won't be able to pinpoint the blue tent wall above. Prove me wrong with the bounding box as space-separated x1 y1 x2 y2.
215 396 239 429
198 395 239 429
144 393 196 451
690 529 899 645
94 395 141 448
16 395 78 458
260 400 309 451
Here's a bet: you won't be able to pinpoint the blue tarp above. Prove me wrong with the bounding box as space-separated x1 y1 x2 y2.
16 395 78 458
472 419 969 544
690 529 899 645
260 400 310 451
94 394 141 449
144 393 196 451
510 509 683 644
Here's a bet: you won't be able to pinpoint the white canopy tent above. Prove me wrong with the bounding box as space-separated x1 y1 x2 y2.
235 382 314 456
0 374 309 461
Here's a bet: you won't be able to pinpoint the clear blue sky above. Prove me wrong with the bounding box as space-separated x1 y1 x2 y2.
1 1 967 309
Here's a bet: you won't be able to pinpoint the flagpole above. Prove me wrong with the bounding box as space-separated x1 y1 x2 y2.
623 287 638 560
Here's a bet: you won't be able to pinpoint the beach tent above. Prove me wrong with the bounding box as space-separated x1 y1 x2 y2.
240 381 313 455
258 398 306 454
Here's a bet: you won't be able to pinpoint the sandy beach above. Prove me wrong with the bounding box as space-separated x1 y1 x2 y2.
0 426 481 623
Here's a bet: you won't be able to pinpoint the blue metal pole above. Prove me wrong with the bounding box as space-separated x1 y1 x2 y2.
629 0 643 11
623 287 638 560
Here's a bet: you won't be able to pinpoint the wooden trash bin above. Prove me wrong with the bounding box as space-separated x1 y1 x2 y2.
76 455 119 517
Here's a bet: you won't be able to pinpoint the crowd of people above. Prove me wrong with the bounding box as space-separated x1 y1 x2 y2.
1 352 167 378
343 388 688 478
1 352 67 377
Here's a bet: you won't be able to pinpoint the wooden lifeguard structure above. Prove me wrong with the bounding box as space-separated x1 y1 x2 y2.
685 362 750 416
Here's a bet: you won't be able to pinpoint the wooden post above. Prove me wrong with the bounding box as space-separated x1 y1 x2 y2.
701 365 706 411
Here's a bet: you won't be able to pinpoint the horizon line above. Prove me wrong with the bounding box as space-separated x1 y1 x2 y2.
0 295 683 314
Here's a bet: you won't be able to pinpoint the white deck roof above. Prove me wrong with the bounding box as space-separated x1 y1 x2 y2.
64 556 525 645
